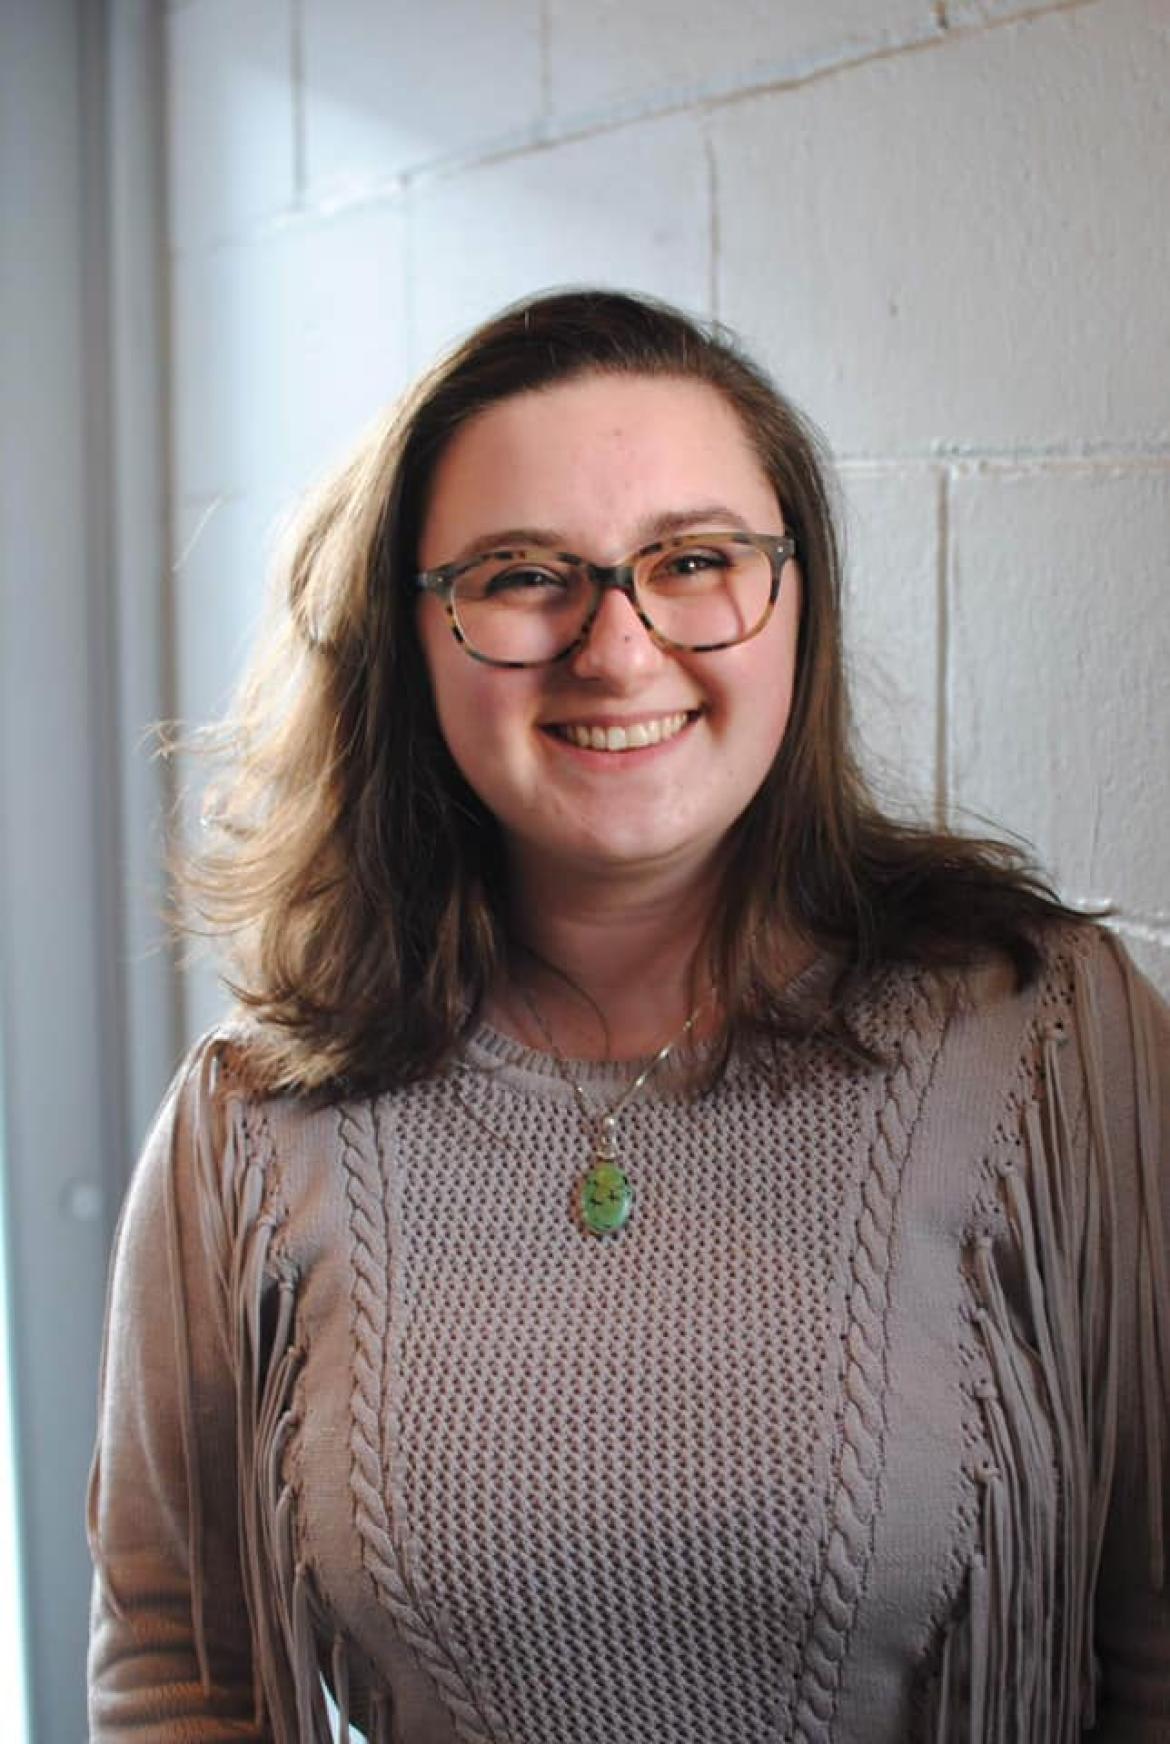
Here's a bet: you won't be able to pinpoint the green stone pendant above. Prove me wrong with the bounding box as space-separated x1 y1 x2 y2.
578 1160 634 1236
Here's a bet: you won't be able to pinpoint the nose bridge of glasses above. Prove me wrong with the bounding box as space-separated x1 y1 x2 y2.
574 559 657 650
584 556 641 603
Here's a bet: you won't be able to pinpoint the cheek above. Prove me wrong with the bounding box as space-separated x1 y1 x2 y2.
430 671 501 780
418 602 486 751
419 617 538 794
718 604 799 754
743 677 795 780
752 574 801 753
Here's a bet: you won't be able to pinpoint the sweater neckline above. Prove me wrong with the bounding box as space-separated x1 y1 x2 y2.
460 949 837 1090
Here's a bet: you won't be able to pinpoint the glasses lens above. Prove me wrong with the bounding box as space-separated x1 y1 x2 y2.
446 534 778 664
636 535 774 649
452 551 590 664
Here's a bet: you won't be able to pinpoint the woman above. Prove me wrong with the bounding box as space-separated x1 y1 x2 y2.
88 289 1169 1741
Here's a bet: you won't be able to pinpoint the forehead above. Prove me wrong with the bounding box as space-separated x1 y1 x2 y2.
419 372 779 564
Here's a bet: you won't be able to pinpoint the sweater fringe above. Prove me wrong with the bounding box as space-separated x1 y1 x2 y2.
202 1052 394 1742
923 942 1168 1741
91 937 1165 1743
89 1038 394 1741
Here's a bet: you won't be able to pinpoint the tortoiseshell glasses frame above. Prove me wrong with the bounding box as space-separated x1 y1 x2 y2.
415 529 797 669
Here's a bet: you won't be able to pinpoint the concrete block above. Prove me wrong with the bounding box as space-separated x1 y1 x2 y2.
166 0 296 250
547 0 930 117
409 113 710 367
1110 927 1170 1006
169 491 286 1046
947 465 1170 916
945 0 1067 23
171 201 411 501
302 0 542 194
714 0 1170 456
838 465 940 818
171 492 280 728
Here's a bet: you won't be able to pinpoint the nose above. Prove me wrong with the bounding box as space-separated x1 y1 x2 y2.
568 584 662 683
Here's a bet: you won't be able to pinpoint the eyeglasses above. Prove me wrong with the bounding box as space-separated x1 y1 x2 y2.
415 529 796 668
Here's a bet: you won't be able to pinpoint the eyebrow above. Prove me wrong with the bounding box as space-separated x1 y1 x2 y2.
447 504 758 565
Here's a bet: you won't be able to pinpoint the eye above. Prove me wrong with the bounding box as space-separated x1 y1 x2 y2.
663 547 729 576
648 542 736 590
484 564 569 596
457 553 577 605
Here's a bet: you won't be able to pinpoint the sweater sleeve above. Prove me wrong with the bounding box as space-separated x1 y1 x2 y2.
1084 937 1170 1738
86 1040 266 1741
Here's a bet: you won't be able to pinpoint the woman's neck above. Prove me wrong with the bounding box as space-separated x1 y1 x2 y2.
493 857 721 1062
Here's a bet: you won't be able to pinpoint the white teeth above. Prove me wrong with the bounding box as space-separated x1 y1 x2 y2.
559 712 690 751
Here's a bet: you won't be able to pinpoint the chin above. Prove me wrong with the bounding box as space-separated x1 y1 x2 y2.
550 823 721 876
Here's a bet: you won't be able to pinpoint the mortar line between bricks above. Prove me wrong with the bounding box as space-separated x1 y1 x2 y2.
700 0 1106 120
193 0 1107 231
705 131 720 321
835 451 1170 473
935 470 951 830
1113 917 1170 945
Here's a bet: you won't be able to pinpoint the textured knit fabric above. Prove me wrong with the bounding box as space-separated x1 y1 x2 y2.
87 926 1170 1742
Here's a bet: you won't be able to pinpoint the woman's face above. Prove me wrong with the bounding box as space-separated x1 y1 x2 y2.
416 371 801 891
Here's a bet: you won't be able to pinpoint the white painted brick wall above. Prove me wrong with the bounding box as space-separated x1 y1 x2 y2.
544 0 930 116
302 0 543 194
714 0 1170 457
166 0 296 250
838 465 942 817
164 0 1170 1028
408 114 711 365
172 495 279 726
172 203 411 502
948 464 1170 917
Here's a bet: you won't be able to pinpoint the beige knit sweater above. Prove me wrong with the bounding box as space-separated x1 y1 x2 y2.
88 927 1170 1742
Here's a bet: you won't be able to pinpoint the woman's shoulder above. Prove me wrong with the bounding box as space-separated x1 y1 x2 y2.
132 1019 332 1229
925 914 1162 1032
841 919 1166 1120
932 919 1168 1209
996 917 1162 1045
156 1016 348 1132
122 1021 368 1331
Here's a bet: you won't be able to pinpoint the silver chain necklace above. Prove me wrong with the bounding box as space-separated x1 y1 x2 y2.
516 982 710 1237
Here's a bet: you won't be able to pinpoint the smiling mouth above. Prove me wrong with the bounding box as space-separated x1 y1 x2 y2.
547 710 696 752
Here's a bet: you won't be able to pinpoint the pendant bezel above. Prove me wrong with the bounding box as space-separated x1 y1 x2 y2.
577 1158 634 1236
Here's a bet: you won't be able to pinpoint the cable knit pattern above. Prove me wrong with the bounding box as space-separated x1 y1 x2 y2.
340 1101 504 1743
366 972 957 1744
341 1101 400 1613
87 937 1170 1744
789 971 951 1739
374 1053 850 1737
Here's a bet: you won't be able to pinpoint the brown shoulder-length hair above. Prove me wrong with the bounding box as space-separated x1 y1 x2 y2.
179 287 1081 1094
